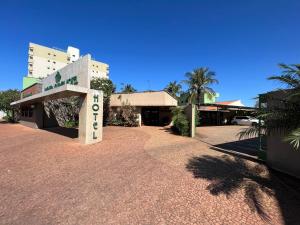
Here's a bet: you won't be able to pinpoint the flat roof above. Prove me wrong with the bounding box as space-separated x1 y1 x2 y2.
11 85 88 106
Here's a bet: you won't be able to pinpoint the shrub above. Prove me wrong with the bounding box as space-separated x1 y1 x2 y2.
64 120 78 128
109 101 139 127
171 107 189 136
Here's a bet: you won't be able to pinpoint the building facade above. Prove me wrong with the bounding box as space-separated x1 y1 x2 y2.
24 43 109 89
110 91 178 126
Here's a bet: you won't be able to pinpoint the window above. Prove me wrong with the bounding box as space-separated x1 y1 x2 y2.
53 68 55 70
30 56 33 59
21 107 33 118
29 48 33 52
53 54 56 57
29 71 32 75
72 54 75 57
48 53 51 55
53 61 56 64
47 67 50 69
48 60 50 62
29 63 32 67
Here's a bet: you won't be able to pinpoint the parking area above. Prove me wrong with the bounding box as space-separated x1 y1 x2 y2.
0 123 300 224
196 125 259 157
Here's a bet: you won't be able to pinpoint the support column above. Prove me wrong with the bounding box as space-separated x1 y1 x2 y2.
184 104 196 138
79 90 103 144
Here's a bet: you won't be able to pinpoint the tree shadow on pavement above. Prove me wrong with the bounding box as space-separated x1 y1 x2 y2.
186 154 300 223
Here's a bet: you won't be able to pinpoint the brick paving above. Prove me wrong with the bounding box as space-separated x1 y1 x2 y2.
0 123 300 224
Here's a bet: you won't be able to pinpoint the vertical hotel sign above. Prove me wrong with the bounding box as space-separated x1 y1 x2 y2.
81 89 103 144
92 94 100 139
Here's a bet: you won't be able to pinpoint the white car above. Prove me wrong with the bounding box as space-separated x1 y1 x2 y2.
231 116 260 126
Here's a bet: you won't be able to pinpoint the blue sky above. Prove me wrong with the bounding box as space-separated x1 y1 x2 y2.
1 0 300 106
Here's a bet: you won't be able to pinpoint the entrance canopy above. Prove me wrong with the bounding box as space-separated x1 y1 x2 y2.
11 54 104 145
11 84 88 106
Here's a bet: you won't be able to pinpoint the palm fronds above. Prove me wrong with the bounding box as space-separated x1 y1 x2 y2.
284 128 300 149
238 63 300 150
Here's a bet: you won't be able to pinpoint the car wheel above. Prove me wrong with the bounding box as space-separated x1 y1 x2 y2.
232 121 238 125
252 122 258 126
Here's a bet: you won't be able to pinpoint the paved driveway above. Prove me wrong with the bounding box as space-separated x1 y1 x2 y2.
196 126 259 157
0 123 299 224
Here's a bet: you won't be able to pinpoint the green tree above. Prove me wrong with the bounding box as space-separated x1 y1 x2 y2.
91 78 116 126
239 63 300 149
164 81 182 99
183 67 218 104
91 78 116 97
121 84 137 94
0 89 20 121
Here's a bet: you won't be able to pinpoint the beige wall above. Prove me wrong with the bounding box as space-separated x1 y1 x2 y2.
28 42 109 79
110 91 178 107
267 134 300 178
262 89 300 178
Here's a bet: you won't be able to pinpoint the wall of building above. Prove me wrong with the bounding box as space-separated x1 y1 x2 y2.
261 89 300 178
26 43 109 84
267 134 300 178
23 77 41 89
90 60 109 79
19 103 44 129
21 83 42 99
110 91 178 107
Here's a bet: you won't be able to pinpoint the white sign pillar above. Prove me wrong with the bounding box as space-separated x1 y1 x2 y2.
79 90 103 144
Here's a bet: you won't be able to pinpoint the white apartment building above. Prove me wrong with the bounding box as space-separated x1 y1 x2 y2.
27 42 109 80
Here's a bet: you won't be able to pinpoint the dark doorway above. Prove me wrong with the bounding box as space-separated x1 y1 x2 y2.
142 107 160 126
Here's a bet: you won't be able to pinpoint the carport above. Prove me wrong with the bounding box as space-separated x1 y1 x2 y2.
198 102 256 126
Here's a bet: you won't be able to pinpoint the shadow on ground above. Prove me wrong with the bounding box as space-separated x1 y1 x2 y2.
214 138 259 157
43 127 78 139
186 154 300 224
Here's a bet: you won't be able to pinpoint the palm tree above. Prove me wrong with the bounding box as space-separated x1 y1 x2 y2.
164 81 182 99
121 84 137 94
183 67 218 104
239 63 300 149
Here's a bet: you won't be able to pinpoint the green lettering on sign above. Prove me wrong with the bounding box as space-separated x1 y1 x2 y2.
44 72 78 92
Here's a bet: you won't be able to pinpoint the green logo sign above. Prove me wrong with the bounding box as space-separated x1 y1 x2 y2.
55 72 62 83
44 72 78 92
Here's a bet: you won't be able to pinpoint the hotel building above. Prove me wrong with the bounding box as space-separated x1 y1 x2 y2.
24 43 109 89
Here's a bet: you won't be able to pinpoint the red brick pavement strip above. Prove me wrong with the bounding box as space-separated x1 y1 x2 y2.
0 123 299 224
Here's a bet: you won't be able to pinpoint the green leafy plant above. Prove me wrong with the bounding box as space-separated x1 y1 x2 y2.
164 81 182 99
121 83 137 93
91 78 116 126
183 67 218 104
64 120 78 128
171 107 189 136
0 89 20 122
239 63 300 150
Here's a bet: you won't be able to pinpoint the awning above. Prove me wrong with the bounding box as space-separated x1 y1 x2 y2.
11 84 88 106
